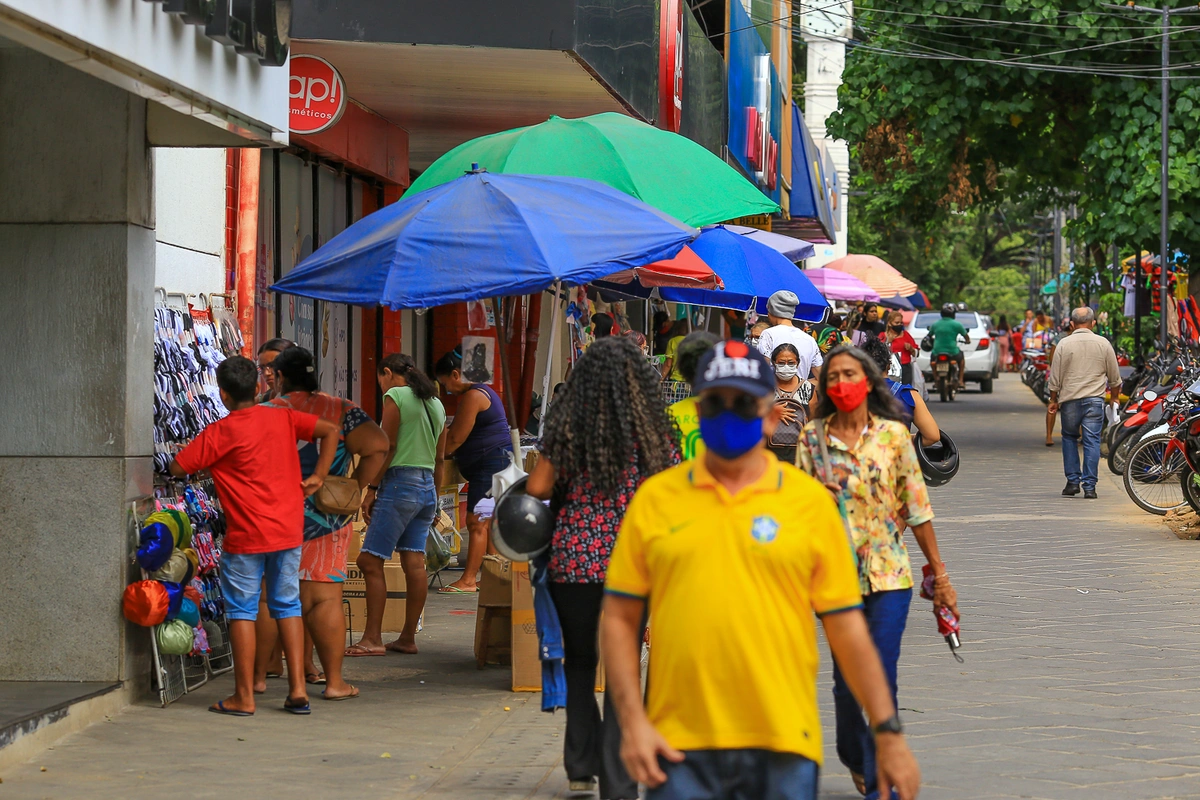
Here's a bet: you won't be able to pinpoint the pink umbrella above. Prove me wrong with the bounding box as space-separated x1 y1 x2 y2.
803 267 881 302
823 254 918 298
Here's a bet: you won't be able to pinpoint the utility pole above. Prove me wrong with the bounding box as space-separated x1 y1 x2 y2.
1103 3 1200 346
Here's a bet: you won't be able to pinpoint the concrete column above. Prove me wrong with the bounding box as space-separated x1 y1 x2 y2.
0 44 154 683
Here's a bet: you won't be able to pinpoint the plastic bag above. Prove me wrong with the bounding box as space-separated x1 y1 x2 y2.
425 527 454 575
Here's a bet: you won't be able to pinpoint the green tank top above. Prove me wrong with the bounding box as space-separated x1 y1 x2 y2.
385 386 447 471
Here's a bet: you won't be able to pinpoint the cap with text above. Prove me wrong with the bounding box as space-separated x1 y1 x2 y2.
692 340 775 398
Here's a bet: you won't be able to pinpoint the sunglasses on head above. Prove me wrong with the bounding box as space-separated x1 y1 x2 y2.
698 393 761 421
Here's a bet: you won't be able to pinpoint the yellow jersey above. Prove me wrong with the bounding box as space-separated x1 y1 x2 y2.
605 453 861 763
668 396 703 460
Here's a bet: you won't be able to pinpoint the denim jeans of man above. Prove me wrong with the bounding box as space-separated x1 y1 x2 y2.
1060 396 1105 491
647 749 818 800
832 589 911 800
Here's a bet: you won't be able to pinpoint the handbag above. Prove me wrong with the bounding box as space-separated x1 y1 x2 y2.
769 387 808 448
313 475 363 516
808 419 861 576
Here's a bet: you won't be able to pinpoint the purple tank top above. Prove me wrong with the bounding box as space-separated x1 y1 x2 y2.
455 384 512 468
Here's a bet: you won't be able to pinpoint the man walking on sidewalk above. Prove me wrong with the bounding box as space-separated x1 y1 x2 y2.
601 340 921 799
1048 307 1121 500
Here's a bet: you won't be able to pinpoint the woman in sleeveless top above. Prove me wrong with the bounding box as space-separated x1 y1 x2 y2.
434 346 514 593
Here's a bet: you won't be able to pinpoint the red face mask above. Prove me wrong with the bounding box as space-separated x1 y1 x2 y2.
827 378 869 412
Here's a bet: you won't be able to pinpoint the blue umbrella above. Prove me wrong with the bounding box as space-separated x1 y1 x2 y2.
658 226 828 322
271 170 697 309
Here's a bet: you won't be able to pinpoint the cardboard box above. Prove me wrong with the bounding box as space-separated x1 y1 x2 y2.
343 561 408 633
474 607 512 666
510 562 603 693
478 556 512 608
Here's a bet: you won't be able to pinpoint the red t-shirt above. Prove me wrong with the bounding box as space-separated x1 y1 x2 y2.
175 405 318 554
882 330 918 365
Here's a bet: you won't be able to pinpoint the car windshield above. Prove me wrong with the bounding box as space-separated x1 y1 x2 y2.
915 312 977 327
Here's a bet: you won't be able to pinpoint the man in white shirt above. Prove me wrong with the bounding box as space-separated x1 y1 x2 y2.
755 290 824 378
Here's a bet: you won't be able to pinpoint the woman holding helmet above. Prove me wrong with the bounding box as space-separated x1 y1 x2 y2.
524 337 680 799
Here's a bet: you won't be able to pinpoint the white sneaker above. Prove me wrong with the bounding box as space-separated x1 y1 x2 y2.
568 777 597 794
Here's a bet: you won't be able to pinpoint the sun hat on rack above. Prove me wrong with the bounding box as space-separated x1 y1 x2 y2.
123 580 170 627
145 509 193 549
150 550 189 584
156 619 195 656
177 598 201 627
136 523 174 573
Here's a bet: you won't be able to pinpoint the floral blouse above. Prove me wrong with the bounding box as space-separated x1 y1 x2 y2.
796 416 934 595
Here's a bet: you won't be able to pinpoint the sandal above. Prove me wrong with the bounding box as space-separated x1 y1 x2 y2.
437 584 478 594
209 700 253 717
322 685 360 701
306 672 326 685
283 696 311 715
344 643 385 657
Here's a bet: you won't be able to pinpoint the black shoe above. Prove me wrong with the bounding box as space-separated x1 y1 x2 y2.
1084 488 1098 499
1062 482 1081 496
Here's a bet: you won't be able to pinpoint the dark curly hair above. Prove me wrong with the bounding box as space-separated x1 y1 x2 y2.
541 337 679 493
812 344 904 421
860 336 893 374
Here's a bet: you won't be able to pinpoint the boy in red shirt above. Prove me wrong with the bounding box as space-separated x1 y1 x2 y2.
170 355 338 716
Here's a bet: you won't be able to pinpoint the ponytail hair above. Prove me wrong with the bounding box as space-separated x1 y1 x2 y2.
379 353 438 401
434 346 463 378
271 346 319 393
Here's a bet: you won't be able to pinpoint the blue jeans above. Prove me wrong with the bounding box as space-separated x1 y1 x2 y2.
219 548 302 621
1060 396 1104 491
647 749 818 800
832 588 911 799
361 467 437 559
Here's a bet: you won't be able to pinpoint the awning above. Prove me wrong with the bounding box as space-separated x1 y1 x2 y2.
773 105 837 245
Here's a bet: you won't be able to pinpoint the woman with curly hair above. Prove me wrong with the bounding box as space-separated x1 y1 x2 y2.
526 336 680 800
797 344 958 798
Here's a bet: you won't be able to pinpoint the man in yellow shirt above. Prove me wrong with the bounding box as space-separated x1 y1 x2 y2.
603 340 920 800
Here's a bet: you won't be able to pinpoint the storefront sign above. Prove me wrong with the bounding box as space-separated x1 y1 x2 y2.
657 0 684 132
143 0 290 66
289 55 347 135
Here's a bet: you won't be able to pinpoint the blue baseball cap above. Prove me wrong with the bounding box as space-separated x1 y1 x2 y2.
692 340 775 398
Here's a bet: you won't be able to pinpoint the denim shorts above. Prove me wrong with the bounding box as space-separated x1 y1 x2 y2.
219 547 302 621
361 466 437 559
647 749 818 800
459 448 512 516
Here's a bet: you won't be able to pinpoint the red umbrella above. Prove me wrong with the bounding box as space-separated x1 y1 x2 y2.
603 246 724 289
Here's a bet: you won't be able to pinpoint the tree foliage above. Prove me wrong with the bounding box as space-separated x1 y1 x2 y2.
828 0 1200 259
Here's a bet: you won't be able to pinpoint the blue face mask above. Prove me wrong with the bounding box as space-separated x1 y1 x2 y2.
699 410 764 460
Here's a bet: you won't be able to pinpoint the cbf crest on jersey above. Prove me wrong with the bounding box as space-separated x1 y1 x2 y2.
751 515 780 544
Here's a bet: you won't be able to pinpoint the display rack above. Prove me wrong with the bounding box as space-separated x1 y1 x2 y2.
147 290 242 706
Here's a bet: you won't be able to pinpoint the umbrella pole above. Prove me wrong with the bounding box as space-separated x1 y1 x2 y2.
490 296 523 455
538 281 563 440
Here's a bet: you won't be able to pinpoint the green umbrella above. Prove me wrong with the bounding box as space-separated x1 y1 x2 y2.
407 113 779 227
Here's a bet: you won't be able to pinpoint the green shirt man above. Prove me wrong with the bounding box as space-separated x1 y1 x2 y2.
929 317 969 356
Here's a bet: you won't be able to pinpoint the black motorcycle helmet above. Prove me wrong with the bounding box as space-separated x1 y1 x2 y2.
490 476 554 562
915 431 960 487
941 302 956 319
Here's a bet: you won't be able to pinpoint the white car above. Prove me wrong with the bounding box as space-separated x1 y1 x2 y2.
909 310 1000 393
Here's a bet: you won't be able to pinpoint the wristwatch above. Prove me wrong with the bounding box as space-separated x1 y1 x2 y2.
872 713 904 735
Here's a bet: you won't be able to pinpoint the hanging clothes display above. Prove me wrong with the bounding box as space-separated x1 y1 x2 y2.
142 295 241 705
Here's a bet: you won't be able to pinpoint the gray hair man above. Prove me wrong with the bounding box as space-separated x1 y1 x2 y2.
755 290 824 380
1047 306 1121 499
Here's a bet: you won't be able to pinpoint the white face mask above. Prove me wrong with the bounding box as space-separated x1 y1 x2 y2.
775 363 799 380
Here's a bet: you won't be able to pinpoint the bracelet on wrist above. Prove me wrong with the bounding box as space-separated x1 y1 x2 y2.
367 485 380 491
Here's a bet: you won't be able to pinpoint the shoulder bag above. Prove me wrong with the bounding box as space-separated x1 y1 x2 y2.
312 402 363 516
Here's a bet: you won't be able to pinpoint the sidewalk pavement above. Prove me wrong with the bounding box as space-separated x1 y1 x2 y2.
7 375 1200 799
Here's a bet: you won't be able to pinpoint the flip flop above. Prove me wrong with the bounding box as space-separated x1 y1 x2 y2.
438 585 478 594
209 701 253 717
344 643 385 657
265 671 283 679
283 696 311 715
306 672 326 685
322 685 360 701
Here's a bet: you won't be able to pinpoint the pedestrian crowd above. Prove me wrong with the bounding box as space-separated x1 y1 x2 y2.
166 295 962 800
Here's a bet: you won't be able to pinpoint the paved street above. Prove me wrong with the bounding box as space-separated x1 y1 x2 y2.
5 374 1200 799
